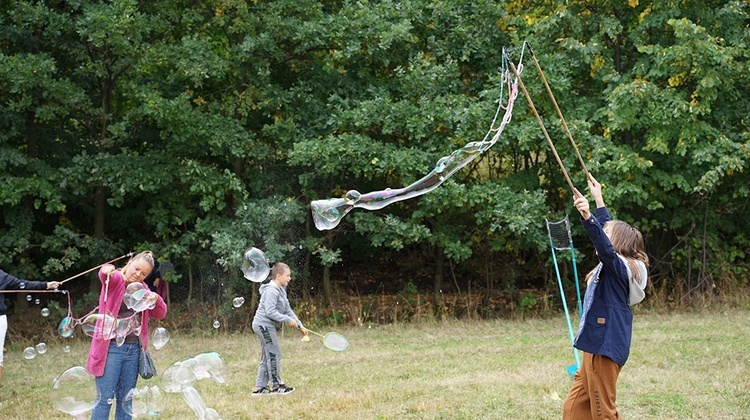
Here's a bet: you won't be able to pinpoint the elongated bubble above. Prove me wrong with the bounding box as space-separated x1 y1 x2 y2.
182 386 206 419
241 248 270 282
50 366 100 417
310 63 520 231
80 313 118 340
232 297 245 308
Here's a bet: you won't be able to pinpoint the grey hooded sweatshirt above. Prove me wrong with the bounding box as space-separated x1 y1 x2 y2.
252 282 302 330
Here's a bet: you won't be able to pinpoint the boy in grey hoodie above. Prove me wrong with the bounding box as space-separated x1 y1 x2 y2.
251 262 308 395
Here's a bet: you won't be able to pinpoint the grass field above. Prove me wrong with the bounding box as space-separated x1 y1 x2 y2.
1 309 748 419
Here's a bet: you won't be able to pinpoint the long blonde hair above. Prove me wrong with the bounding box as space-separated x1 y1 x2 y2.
586 220 649 285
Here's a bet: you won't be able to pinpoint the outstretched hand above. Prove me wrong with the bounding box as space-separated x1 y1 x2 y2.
587 173 604 208
573 188 591 220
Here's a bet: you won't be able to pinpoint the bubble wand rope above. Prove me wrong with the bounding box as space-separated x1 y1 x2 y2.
59 252 133 285
503 49 577 195
0 289 68 294
525 42 589 179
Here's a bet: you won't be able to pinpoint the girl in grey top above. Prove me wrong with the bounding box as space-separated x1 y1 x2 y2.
251 262 308 395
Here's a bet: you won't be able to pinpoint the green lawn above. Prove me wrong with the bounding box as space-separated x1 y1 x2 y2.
2 309 748 419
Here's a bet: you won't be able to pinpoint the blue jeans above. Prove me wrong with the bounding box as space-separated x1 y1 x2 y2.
92 341 140 420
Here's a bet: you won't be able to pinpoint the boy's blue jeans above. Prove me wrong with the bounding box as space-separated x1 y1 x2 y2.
92 341 140 420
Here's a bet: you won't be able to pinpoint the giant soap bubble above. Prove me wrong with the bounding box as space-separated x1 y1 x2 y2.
241 247 270 282
50 366 101 418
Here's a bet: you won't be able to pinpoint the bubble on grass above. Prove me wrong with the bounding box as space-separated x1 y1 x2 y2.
36 342 48 354
232 297 245 308
152 327 170 350
240 247 270 282
35 298 40 305
23 346 37 359
181 386 207 419
50 366 100 417
212 320 220 329
205 408 223 419
124 385 164 417
64 345 71 353
41 307 50 317
58 316 75 338
26 294 32 301
161 352 227 393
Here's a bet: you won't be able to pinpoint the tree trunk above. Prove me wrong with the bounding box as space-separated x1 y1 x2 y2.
322 264 333 305
302 250 312 301
187 259 194 310
433 247 444 311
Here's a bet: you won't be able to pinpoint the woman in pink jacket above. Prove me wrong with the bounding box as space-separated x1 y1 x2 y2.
86 251 167 419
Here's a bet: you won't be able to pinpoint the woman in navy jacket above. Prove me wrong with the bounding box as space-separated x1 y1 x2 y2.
563 174 649 419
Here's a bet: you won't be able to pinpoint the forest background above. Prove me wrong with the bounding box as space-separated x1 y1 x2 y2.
2 0 749 336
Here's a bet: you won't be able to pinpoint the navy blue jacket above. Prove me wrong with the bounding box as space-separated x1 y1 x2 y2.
0 269 48 316
574 207 633 367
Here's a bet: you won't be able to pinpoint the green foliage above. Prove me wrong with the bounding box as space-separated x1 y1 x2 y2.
0 0 747 308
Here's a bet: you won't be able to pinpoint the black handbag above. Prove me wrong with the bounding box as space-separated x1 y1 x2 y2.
138 345 157 379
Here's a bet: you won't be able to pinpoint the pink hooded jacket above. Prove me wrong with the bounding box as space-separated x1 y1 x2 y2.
86 264 167 377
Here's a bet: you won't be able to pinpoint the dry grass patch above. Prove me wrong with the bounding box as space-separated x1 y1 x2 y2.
0 309 748 418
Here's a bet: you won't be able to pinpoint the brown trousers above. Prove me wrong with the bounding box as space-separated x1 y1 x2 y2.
562 352 623 419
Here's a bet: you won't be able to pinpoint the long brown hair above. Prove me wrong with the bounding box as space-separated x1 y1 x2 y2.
586 220 649 284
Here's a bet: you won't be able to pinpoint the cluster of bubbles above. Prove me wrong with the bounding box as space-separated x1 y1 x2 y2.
55 281 160 345
22 342 48 359
47 249 273 417
161 352 227 419
25 294 50 317
124 282 157 312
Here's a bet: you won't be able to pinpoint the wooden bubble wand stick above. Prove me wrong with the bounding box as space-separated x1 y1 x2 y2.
503 49 577 195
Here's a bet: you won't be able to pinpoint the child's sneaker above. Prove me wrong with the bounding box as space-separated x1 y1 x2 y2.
273 384 294 395
252 387 272 396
